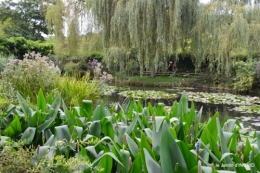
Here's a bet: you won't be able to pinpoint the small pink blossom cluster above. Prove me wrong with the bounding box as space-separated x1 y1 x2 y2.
100 71 114 83
1 52 60 101
93 63 102 77
94 63 113 83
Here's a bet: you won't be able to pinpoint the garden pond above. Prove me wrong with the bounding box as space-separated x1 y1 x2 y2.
102 85 260 130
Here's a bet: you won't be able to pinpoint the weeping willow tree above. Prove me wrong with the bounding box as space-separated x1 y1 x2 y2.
45 0 66 58
78 32 103 58
45 0 199 76
46 0 260 77
46 0 86 59
193 0 260 76
89 0 199 77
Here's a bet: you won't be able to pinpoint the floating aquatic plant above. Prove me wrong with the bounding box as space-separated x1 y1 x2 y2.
100 85 125 96
233 105 260 114
185 91 259 105
118 90 178 99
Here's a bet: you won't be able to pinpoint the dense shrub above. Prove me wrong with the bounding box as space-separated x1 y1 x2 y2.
0 37 54 59
0 52 60 102
63 61 79 75
0 141 91 173
54 74 100 106
87 51 104 62
0 142 34 173
233 61 257 92
0 54 14 73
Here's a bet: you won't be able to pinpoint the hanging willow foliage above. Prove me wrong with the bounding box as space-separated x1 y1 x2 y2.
46 0 260 77
87 0 199 76
194 0 260 76
45 0 66 58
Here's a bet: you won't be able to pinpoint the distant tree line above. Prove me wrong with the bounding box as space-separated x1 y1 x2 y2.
0 37 54 59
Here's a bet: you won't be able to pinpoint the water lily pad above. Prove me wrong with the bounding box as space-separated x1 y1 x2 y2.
185 91 260 106
101 85 125 96
118 90 178 99
251 122 260 126
241 117 252 121
233 105 260 114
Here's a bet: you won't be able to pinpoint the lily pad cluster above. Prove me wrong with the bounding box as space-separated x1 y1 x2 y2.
234 115 260 127
118 90 178 99
100 85 125 96
185 91 259 105
233 105 260 114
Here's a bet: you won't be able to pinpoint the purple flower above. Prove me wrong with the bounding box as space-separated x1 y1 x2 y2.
195 141 200 153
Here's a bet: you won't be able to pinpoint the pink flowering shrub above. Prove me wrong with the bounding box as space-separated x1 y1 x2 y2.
94 63 113 83
100 71 114 83
0 52 60 102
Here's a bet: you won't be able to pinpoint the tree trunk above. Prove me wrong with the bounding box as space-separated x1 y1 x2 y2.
149 64 156 77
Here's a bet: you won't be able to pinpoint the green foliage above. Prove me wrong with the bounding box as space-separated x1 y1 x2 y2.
78 33 103 59
54 74 100 106
0 36 54 59
46 0 260 77
0 141 35 172
105 47 128 73
0 90 260 172
233 61 257 92
256 61 260 82
63 62 79 75
0 54 13 72
67 19 79 58
87 51 104 61
0 52 60 103
0 0 49 40
0 140 91 173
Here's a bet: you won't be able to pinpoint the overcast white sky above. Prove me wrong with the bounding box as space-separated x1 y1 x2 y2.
200 0 210 3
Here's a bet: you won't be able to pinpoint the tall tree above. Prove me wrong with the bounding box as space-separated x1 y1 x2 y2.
89 0 199 77
47 0 260 77
0 0 49 40
52 0 198 76
193 0 260 76
46 0 86 59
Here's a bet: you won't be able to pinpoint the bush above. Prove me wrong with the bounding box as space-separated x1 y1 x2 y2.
0 141 91 173
87 51 104 62
63 61 79 75
0 52 60 103
0 54 14 72
233 61 257 92
0 37 54 59
54 74 100 106
0 142 35 173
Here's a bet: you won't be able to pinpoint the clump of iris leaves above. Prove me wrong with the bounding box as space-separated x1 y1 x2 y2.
1 89 259 172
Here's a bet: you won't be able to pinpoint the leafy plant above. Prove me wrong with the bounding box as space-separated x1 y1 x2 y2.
0 52 60 103
0 89 259 172
0 141 35 172
0 139 92 173
63 61 79 75
54 74 100 106
234 61 257 92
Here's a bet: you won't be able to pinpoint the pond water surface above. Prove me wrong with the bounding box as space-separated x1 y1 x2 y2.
103 86 260 130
